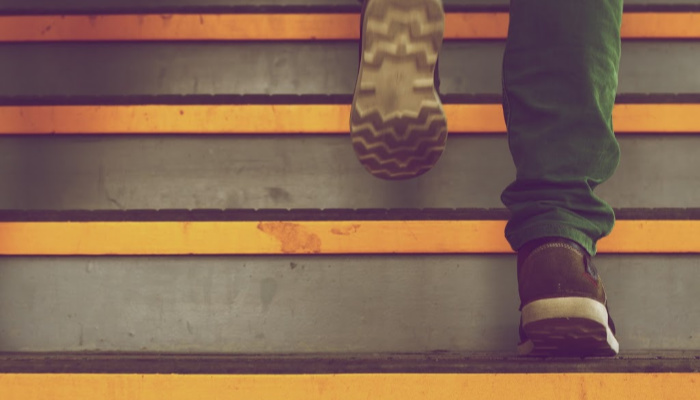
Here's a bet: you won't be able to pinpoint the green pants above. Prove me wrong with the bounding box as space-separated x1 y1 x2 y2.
502 0 623 255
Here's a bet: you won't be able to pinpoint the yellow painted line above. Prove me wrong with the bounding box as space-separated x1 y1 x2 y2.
0 12 698 42
0 220 697 255
621 12 700 39
0 373 698 400
0 104 698 135
0 13 362 42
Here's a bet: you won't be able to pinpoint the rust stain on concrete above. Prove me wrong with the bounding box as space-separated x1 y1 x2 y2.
331 224 361 236
257 222 321 254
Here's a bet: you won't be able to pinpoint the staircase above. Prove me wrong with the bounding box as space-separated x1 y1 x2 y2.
0 0 698 398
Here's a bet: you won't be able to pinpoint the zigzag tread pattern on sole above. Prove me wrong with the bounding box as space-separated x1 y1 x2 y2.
520 318 619 358
352 108 446 170
351 0 447 181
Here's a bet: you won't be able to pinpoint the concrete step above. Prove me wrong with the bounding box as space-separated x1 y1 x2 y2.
0 136 697 210
1 42 698 98
0 253 697 352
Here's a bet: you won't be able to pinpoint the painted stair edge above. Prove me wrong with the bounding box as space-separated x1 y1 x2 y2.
0 13 699 41
0 220 699 255
1 104 699 134
0 373 698 400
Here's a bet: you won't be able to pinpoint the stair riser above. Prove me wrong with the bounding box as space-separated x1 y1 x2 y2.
0 136 696 209
0 255 697 352
0 43 698 97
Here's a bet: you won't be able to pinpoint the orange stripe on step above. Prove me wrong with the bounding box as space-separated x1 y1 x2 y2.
621 12 700 39
611 104 700 133
0 373 698 400
0 104 698 135
444 12 509 39
0 14 362 42
0 12 697 42
0 220 696 255
0 105 354 135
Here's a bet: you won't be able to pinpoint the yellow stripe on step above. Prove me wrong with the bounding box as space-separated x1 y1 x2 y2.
0 220 697 255
1 104 699 135
0 373 697 400
0 12 698 42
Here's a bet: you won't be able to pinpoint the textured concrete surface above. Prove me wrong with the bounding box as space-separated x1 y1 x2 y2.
1 42 699 97
0 255 697 353
0 136 697 210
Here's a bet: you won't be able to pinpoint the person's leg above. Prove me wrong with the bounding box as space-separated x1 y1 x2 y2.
501 0 622 255
351 0 447 180
501 0 623 356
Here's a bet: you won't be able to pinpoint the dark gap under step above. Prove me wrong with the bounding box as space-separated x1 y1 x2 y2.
0 351 698 374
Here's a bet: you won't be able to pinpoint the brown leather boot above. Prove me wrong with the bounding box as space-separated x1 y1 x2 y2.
517 237 619 357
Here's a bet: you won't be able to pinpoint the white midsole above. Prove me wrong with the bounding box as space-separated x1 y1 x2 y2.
521 297 609 326
519 297 620 355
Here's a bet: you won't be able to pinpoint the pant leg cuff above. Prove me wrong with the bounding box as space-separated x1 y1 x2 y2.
506 224 597 255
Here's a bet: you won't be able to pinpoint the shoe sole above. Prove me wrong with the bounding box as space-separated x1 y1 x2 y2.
518 297 620 357
351 0 447 180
